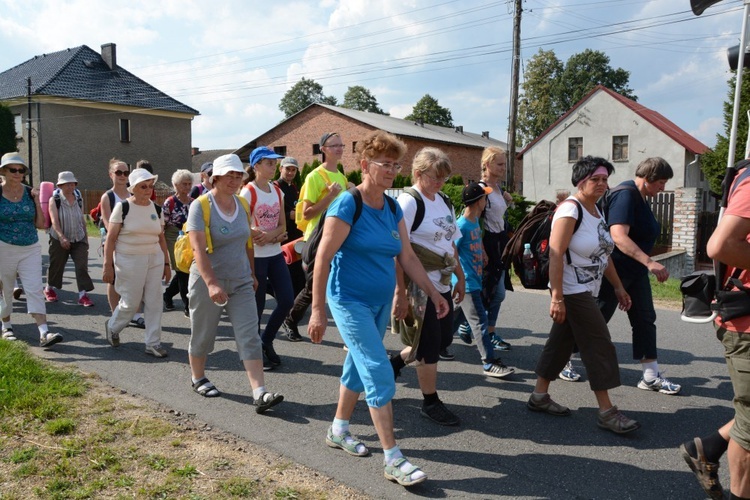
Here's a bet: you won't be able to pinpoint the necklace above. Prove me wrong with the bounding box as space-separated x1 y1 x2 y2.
3 186 23 201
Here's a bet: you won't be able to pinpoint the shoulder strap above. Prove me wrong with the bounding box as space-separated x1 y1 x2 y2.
197 194 213 253
385 194 397 215
404 187 425 233
53 189 62 209
730 166 750 199
316 165 332 185
121 200 129 220
348 187 364 225
437 191 454 212
236 195 254 250
273 183 283 207
106 190 116 210
153 201 162 218
558 199 584 265
245 183 257 214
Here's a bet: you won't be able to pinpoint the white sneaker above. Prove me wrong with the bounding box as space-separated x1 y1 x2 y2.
559 361 581 382
144 345 168 358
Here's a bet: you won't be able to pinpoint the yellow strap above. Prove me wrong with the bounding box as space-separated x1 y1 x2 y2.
192 193 253 252
237 195 254 249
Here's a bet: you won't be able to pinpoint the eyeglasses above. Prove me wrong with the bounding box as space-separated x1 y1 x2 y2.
325 144 345 149
369 160 402 173
423 172 449 184
138 182 155 190
5 167 26 174
113 170 129 177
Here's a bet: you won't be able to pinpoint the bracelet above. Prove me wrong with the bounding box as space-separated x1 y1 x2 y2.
551 299 564 304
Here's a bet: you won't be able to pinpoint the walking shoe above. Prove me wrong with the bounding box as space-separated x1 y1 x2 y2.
457 322 472 344
2 327 17 341
78 294 94 307
483 360 514 379
637 374 681 395
680 437 724 500
262 342 281 366
104 320 119 347
40 332 63 348
163 294 175 311
44 287 58 303
145 345 168 358
438 348 455 360
254 391 283 414
421 400 460 426
491 334 511 351
262 352 275 371
527 393 571 416
129 317 146 329
282 320 303 342
183 309 190 318
12 287 23 300
559 361 582 382
597 406 640 434
326 426 370 456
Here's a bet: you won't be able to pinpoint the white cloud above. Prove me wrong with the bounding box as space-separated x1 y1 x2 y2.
691 116 723 147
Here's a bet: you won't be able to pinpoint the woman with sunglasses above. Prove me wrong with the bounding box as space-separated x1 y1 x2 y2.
103 169 171 358
0 152 62 347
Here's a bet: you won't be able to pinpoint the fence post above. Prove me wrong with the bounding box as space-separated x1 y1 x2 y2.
672 187 701 275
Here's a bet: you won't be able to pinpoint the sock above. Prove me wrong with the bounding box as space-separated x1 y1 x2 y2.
46 286 54 292
79 291 86 299
134 312 144 321
252 386 266 400
38 323 49 338
642 361 659 382
391 353 406 371
332 418 349 436
383 445 403 466
696 431 730 463
423 392 439 406
531 392 547 401
2 320 12 331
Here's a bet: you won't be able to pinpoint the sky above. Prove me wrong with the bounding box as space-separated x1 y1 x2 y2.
0 0 744 152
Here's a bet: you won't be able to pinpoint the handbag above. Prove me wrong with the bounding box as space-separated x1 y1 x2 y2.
680 272 716 322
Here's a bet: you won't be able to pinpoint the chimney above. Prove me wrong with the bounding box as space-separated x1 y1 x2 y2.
191 147 200 156
415 119 424 127
101 43 117 70
481 131 490 139
455 126 464 134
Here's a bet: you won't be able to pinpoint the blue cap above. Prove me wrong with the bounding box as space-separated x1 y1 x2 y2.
250 146 284 167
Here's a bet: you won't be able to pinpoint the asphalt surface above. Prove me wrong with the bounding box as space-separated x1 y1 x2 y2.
10 234 733 499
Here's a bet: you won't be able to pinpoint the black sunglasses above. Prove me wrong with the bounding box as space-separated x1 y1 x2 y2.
113 170 129 177
5 167 26 174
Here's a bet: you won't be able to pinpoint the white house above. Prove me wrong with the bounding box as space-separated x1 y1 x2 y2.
519 85 710 206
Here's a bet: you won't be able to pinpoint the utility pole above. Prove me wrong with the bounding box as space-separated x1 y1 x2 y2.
26 77 33 186
507 0 522 192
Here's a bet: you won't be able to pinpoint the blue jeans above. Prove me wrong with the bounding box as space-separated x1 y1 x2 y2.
454 290 495 364
328 299 395 408
597 272 657 360
255 253 295 344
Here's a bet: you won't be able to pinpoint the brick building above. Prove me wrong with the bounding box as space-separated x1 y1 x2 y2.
234 104 511 186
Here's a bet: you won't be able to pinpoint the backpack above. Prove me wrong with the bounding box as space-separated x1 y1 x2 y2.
596 183 639 222
46 187 83 229
301 187 397 279
173 194 252 273
501 199 583 290
243 182 284 224
295 166 332 232
89 190 116 227
402 187 453 233
119 199 162 222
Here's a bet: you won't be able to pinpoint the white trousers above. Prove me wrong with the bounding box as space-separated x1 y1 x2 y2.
0 240 46 318
108 251 164 347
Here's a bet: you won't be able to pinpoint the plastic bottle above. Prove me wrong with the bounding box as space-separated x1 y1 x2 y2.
522 243 536 285
99 227 106 237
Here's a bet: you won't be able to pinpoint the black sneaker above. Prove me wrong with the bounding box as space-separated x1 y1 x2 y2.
421 400 460 426
183 309 190 318
254 391 283 414
282 320 303 342
163 294 175 311
262 354 275 371
439 348 455 360
262 342 281 366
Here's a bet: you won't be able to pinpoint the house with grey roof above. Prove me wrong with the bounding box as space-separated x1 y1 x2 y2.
0 43 199 190
234 103 511 187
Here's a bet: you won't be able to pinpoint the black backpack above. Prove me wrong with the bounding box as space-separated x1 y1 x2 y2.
302 187 397 279
119 200 162 222
402 187 453 232
501 199 583 290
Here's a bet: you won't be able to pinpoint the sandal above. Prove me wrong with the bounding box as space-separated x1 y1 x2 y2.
384 457 427 486
192 377 220 398
325 426 369 457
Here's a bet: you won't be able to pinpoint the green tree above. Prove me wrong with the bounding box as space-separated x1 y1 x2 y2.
279 78 338 118
405 94 454 127
341 86 387 114
0 104 18 155
701 72 750 195
518 49 636 146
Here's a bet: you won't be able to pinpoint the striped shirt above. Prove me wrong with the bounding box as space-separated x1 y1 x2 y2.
51 193 86 243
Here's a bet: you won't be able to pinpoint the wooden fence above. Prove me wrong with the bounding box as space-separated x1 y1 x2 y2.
648 191 674 248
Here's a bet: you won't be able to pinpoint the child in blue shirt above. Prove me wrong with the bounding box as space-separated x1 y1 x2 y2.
453 183 515 378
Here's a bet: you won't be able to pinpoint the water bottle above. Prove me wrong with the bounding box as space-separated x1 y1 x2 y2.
178 230 185 237
99 227 106 237
522 243 536 285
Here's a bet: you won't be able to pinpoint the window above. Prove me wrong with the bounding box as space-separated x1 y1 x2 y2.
312 144 321 155
612 135 629 161
568 137 583 162
119 119 130 143
352 141 357 153
273 146 287 156
14 114 23 139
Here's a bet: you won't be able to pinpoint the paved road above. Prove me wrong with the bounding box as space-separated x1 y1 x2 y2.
11 234 733 499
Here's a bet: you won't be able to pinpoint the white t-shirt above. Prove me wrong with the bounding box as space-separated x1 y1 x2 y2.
110 201 164 255
397 187 460 293
551 197 614 296
483 182 508 233
240 182 284 258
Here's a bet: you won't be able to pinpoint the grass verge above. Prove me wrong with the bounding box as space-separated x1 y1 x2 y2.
0 341 369 499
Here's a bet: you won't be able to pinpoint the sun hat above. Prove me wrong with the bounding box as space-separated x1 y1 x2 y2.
280 157 299 169
462 182 493 206
250 146 284 167
56 171 78 186
209 154 248 185
1 152 27 169
127 168 158 193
